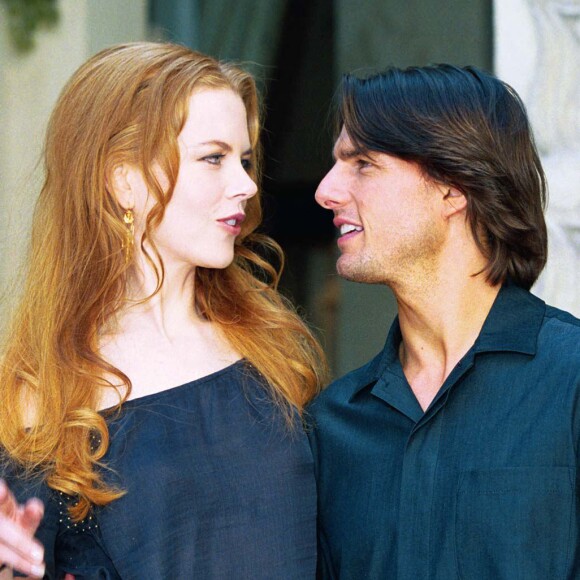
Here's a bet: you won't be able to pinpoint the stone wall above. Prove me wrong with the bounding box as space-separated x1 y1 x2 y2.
495 0 580 316
0 0 147 312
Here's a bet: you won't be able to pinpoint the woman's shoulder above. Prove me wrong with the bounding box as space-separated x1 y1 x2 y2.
101 357 249 414
98 319 245 410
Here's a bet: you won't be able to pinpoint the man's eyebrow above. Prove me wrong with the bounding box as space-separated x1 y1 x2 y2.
333 144 370 161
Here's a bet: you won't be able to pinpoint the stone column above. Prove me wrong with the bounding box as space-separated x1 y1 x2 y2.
495 0 580 316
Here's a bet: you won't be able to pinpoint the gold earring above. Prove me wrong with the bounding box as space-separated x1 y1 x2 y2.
122 209 134 263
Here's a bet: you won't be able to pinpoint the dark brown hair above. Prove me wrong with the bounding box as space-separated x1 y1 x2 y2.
338 64 547 289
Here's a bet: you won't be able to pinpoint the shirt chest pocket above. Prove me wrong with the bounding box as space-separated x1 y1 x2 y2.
455 467 574 580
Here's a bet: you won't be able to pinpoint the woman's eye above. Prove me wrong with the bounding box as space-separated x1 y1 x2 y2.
241 158 253 171
202 154 225 165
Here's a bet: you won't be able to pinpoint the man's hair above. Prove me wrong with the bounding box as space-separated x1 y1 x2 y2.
338 64 547 290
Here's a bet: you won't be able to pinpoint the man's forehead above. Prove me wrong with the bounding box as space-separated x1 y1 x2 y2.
333 129 367 160
331 129 423 175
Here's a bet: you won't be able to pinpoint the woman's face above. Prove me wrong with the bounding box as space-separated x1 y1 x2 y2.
135 88 258 272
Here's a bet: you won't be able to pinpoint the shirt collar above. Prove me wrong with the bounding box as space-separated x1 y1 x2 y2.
474 282 545 355
349 283 546 399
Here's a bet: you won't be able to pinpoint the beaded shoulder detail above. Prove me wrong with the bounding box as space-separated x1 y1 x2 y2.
55 490 98 534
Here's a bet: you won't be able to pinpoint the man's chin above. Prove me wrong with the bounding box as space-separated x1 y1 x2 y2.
336 256 381 284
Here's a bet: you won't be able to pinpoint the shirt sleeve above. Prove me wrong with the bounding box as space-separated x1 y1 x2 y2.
306 412 337 580
1 462 121 579
316 525 338 579
55 528 121 579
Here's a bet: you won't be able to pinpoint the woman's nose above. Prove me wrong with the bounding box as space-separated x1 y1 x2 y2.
228 164 258 199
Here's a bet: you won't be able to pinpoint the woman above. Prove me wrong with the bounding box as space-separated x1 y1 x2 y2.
0 42 326 579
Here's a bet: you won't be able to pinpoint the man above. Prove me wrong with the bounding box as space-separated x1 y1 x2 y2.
308 64 580 579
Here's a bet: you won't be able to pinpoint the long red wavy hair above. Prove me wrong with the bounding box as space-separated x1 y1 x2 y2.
0 42 327 520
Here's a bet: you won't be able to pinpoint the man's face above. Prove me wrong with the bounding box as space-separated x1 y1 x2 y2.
315 128 445 286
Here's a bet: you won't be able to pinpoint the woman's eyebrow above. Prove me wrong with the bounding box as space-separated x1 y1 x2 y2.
185 140 253 156
197 140 231 151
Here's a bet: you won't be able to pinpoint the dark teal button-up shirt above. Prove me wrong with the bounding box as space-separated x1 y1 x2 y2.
308 284 580 579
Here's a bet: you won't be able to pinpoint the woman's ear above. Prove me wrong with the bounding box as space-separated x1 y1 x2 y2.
442 187 467 218
108 163 135 210
108 163 151 212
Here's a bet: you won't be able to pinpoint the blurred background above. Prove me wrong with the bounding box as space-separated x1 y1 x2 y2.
0 0 578 378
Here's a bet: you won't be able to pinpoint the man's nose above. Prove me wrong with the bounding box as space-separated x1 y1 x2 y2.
315 164 345 209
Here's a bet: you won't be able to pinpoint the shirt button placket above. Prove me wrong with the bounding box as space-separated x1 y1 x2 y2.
397 415 443 580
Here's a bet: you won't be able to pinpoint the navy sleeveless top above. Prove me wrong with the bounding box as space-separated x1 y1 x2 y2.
6 361 317 579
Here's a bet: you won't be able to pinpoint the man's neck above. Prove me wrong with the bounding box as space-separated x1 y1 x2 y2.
394 271 501 411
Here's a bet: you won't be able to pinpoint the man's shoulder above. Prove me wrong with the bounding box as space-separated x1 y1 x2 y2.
543 303 580 329
492 286 579 361
540 303 580 342
539 303 580 357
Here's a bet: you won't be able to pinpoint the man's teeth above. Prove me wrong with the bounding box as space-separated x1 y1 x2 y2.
339 224 363 236
225 219 237 226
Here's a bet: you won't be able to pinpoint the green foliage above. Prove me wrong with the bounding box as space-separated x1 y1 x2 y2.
1 0 59 52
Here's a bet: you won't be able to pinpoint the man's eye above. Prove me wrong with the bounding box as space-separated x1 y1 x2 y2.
356 159 373 170
202 154 225 165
